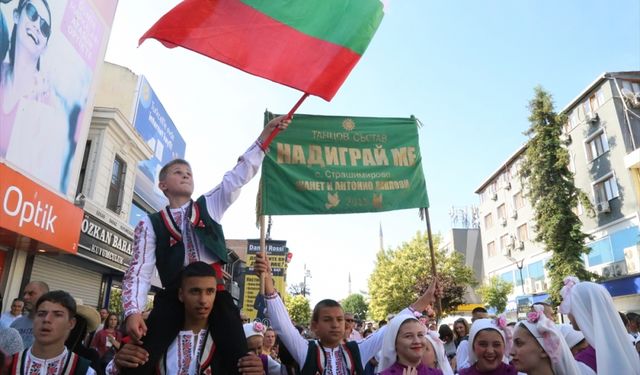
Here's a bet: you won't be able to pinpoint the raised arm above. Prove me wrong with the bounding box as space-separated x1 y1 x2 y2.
204 116 290 222
254 253 308 366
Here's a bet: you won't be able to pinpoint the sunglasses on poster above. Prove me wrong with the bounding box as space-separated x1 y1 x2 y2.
24 2 51 39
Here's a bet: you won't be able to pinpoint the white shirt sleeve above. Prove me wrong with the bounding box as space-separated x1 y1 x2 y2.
267 355 282 375
105 360 118 375
265 294 308 367
122 217 157 318
455 340 470 370
86 367 97 375
204 141 265 222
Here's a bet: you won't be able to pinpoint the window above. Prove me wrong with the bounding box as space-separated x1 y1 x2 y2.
513 191 524 209
497 204 506 220
527 261 545 282
566 111 579 131
585 131 609 162
484 213 494 229
583 89 605 118
128 201 149 227
500 234 510 253
517 224 529 241
75 141 92 197
501 271 514 285
621 80 640 94
107 155 127 213
593 174 619 203
487 241 496 257
587 226 640 267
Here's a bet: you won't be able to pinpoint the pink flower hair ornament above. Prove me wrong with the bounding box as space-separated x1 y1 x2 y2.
494 315 507 330
526 310 543 323
253 321 265 333
558 276 579 314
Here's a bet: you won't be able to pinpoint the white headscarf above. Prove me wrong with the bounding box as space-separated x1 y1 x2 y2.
378 313 419 372
424 330 454 375
559 277 640 375
466 317 510 365
518 305 580 375
558 324 585 349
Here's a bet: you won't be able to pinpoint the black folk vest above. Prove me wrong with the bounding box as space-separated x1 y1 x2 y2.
301 340 363 375
148 195 227 289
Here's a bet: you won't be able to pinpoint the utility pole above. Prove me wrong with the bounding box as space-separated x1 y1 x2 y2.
302 264 312 297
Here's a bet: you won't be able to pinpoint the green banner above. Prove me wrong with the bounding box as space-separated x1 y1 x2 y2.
260 112 429 215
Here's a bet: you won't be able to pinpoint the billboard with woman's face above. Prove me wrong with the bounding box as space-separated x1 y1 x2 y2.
0 0 117 195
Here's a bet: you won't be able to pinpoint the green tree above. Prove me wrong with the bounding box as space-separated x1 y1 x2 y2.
341 294 369 321
108 287 123 317
285 294 311 325
520 87 595 304
368 232 477 320
477 276 513 313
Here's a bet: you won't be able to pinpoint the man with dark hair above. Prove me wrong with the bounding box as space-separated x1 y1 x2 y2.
254 253 442 375
0 298 24 328
122 117 289 374
109 262 264 374
11 281 49 348
9 290 95 374
470 307 488 322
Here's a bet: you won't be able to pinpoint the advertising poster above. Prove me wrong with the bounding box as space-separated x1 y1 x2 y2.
0 0 118 195
131 76 186 211
260 112 429 215
242 239 287 322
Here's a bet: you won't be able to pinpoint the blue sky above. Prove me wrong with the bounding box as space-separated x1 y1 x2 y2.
105 0 639 305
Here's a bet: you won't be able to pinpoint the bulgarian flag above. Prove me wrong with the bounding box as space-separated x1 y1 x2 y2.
139 0 384 102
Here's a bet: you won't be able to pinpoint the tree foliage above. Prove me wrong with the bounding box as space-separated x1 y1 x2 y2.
477 276 513 313
368 231 478 320
285 294 311 325
519 87 595 304
341 294 369 321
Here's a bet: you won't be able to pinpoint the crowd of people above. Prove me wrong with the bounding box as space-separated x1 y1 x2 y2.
0 120 639 375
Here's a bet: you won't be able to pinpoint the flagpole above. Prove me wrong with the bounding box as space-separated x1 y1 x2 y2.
261 92 310 149
423 207 442 318
259 215 266 294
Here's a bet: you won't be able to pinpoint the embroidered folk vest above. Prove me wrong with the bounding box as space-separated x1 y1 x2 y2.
301 341 363 375
148 195 227 289
11 350 90 375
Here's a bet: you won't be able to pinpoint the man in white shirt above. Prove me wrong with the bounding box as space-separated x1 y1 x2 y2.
0 298 24 328
109 262 265 375
344 313 363 342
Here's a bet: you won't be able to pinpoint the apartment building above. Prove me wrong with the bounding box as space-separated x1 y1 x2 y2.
475 71 640 313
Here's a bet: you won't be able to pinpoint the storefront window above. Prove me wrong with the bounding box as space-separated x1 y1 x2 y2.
527 260 545 282
128 201 148 228
587 226 639 267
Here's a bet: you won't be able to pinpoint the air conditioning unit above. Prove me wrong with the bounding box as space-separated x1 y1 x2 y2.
624 246 640 274
524 279 533 294
511 210 518 219
516 241 525 251
505 182 512 191
491 193 498 201
502 246 511 257
602 261 627 278
586 113 600 125
595 200 611 213
621 88 640 108
500 218 507 227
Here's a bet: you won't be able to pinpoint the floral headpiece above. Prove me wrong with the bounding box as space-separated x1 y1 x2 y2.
253 321 265 333
558 276 579 314
523 305 562 364
494 315 507 330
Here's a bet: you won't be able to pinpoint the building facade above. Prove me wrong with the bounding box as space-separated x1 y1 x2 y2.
475 71 640 313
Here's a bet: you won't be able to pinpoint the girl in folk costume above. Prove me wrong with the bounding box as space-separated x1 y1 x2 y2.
254 253 442 375
458 317 517 375
377 314 443 375
510 305 581 375
243 322 282 375
423 330 454 375
558 325 595 375
558 277 640 375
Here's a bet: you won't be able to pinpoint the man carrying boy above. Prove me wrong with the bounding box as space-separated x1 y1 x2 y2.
9 290 95 374
109 262 264 375
122 117 290 374
254 253 441 375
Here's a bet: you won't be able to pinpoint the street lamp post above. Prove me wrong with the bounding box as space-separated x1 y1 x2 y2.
516 259 525 295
